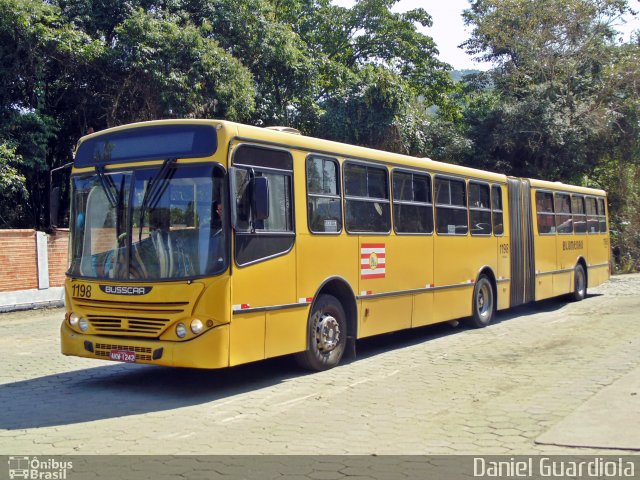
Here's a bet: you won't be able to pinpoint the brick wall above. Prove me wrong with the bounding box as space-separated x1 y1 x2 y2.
0 229 69 292
48 229 69 288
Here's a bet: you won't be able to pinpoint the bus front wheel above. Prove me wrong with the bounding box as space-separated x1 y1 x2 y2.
466 274 495 328
572 264 587 302
295 294 347 371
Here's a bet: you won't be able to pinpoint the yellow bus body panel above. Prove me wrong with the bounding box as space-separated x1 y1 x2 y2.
230 249 298 365
229 311 265 366
433 236 473 322
359 296 412 337
61 321 230 368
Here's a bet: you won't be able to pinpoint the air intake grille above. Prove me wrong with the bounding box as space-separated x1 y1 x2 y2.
88 315 170 335
72 297 189 337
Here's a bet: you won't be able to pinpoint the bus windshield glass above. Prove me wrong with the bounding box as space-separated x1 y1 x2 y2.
68 164 227 280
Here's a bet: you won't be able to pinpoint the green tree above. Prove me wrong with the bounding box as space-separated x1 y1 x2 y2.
104 9 256 125
461 0 633 181
292 0 458 149
0 0 100 228
174 0 316 125
0 143 29 228
462 0 639 268
0 0 256 228
318 66 410 150
0 0 462 229
586 35 640 271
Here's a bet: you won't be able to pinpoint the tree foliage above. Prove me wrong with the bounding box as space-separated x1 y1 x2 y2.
0 143 29 228
460 0 640 268
106 9 256 124
0 0 637 265
0 0 454 229
460 0 635 181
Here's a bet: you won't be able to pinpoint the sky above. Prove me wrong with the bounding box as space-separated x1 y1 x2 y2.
332 0 640 71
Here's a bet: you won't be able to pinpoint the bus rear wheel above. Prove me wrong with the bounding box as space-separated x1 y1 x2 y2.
572 264 587 302
465 274 495 328
295 294 347 371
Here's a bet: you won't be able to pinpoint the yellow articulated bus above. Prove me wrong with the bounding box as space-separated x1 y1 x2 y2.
60 119 610 371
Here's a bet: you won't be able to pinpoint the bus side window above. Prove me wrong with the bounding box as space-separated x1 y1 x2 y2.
536 191 555 234
434 176 468 235
392 170 433 234
491 185 504 236
306 156 342 234
343 162 391 233
585 197 598 233
469 181 491 236
597 198 607 233
572 195 587 234
554 192 572 234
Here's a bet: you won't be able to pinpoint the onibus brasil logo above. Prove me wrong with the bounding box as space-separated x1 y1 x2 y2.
8 457 73 479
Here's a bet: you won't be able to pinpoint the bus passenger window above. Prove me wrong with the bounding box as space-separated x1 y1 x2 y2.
306 156 342 234
536 191 555 234
344 163 391 233
554 193 572 234
392 170 433 234
585 197 598 233
571 195 587 234
597 198 607 233
435 176 468 235
491 185 504 235
469 182 491 236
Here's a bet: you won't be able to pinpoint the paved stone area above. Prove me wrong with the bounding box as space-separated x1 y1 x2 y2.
536 366 640 450
0 275 639 455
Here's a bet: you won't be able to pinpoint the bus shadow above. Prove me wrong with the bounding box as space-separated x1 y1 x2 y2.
0 357 301 430
346 293 603 362
0 294 602 430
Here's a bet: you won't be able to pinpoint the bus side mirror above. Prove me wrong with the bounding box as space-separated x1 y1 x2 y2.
251 176 269 221
50 186 60 228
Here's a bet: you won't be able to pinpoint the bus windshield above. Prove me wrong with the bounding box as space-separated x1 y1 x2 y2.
68 164 227 281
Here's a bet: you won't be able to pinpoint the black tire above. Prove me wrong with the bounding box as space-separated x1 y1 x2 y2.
465 274 495 328
572 264 587 302
295 294 347 371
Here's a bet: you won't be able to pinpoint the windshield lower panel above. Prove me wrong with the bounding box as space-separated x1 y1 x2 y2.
69 164 227 281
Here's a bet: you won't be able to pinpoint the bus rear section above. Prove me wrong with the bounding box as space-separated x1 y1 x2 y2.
528 179 610 302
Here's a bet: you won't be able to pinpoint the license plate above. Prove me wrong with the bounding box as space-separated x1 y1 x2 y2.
110 350 136 363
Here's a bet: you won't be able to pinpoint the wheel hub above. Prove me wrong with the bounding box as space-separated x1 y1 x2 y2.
315 314 340 353
577 270 585 295
477 283 492 318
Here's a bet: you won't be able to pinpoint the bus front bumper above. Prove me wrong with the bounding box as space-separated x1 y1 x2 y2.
60 322 230 369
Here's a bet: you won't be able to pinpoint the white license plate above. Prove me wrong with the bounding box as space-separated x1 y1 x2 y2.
109 350 136 363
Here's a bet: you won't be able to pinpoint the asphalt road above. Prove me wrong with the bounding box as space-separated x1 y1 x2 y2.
1 275 639 455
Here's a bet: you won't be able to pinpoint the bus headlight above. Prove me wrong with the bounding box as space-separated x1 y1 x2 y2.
190 319 203 335
69 313 79 327
79 317 89 332
176 323 187 338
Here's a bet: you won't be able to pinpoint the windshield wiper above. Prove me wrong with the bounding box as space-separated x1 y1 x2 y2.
95 165 118 208
138 158 177 240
